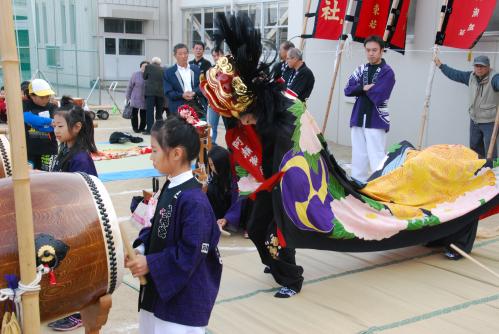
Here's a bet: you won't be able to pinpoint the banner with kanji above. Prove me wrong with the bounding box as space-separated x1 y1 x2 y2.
226 125 264 183
351 0 392 43
385 0 411 53
436 0 497 49
309 0 349 40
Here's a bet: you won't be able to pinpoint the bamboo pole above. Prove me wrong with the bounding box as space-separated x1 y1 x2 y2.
0 2 41 333
486 105 499 159
321 0 355 134
417 0 449 149
299 0 313 50
449 244 499 281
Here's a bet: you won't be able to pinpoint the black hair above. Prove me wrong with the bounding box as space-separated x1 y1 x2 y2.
193 41 205 49
364 35 385 49
211 47 223 55
151 116 200 162
140 60 149 68
208 146 232 193
53 106 97 171
59 95 74 109
21 81 30 97
173 43 189 55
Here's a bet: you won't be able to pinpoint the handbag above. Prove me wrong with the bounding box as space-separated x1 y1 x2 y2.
122 100 133 119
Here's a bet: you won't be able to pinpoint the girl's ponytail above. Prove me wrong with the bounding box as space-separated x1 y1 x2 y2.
82 110 97 153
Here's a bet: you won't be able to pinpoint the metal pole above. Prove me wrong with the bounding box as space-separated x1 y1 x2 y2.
0 2 41 333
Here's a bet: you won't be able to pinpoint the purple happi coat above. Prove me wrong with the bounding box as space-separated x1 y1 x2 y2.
134 178 222 327
344 59 395 131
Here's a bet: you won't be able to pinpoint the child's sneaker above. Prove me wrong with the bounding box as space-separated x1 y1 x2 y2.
52 314 82 331
274 287 297 298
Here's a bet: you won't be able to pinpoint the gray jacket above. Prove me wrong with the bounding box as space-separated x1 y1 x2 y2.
440 64 499 123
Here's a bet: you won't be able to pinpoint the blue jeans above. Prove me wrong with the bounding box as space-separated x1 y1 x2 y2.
470 120 497 159
208 106 220 143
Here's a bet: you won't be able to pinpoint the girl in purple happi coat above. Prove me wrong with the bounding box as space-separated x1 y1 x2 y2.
126 116 222 334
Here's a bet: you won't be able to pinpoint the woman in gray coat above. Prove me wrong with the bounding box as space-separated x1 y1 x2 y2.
126 60 149 132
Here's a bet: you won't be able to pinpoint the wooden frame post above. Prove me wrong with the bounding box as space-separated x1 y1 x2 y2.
0 2 41 333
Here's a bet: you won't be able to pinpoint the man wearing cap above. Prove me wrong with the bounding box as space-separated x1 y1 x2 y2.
23 78 58 170
434 55 499 158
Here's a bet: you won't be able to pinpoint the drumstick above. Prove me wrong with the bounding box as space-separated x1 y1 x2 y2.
119 224 147 285
449 244 499 280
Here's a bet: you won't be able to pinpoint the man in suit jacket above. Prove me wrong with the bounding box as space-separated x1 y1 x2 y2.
163 43 203 116
286 48 315 102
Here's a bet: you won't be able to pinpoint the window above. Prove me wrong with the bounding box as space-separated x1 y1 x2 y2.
61 2 67 44
119 39 143 55
184 2 288 51
105 19 124 33
125 20 143 34
105 38 116 54
46 46 62 68
104 19 143 34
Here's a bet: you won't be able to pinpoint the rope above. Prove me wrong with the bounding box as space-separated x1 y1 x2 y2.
0 265 50 328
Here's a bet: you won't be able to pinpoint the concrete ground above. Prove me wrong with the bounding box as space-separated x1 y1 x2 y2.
12 110 495 334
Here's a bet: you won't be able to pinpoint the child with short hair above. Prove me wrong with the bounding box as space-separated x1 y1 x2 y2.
23 79 58 170
51 105 98 176
126 116 222 334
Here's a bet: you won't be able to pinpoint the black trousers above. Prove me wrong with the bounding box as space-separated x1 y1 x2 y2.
131 108 146 132
248 191 304 292
427 218 479 253
145 95 164 131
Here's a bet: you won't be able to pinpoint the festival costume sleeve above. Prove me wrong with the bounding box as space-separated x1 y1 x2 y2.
145 197 215 302
366 69 396 106
439 64 472 86
224 198 243 227
134 227 151 249
23 112 54 132
492 74 499 92
344 68 364 97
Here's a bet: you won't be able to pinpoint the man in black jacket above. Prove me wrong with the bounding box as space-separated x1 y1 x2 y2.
143 57 165 134
286 48 315 102
189 41 212 75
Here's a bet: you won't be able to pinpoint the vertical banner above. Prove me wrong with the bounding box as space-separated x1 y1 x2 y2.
311 0 349 40
436 0 497 49
352 0 392 42
386 0 411 52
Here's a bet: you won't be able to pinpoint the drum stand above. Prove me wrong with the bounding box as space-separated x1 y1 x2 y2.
80 294 112 334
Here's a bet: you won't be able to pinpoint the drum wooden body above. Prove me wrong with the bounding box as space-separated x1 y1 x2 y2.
0 172 123 321
0 135 11 179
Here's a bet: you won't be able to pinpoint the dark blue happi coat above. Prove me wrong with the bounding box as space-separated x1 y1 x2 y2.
135 178 222 327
